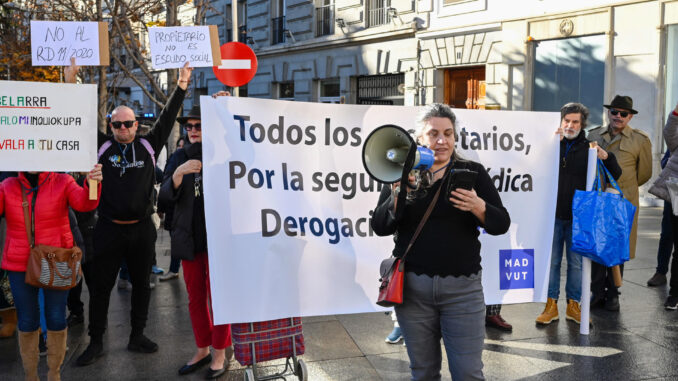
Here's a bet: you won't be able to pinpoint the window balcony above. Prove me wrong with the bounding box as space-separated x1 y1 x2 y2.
315 4 334 37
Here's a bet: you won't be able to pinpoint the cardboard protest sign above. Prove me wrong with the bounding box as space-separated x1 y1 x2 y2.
0 81 97 172
149 26 221 69
30 21 109 66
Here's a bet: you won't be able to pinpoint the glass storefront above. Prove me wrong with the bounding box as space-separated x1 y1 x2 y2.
533 35 606 127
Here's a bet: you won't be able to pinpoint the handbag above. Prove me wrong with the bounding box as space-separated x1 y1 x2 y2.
377 171 447 307
571 159 636 267
21 187 82 290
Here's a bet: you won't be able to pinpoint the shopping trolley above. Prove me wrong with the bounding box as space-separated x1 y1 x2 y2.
232 317 307 381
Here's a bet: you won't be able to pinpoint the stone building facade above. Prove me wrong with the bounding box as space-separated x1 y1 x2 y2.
188 0 678 202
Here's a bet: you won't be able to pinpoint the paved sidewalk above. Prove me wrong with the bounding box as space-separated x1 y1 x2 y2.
1 207 677 380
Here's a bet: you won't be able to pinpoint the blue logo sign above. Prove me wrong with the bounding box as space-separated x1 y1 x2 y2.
499 249 534 290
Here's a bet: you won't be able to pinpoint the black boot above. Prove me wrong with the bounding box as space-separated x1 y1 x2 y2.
76 339 104 366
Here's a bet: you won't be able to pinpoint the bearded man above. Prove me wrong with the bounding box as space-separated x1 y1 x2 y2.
536 103 621 325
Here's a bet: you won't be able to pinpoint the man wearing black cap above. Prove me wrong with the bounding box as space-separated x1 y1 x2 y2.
75 63 194 366
588 95 652 311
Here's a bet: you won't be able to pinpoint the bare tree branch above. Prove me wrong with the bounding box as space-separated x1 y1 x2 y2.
110 54 165 108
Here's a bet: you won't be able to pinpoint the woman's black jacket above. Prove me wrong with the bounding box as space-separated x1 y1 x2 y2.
158 143 202 261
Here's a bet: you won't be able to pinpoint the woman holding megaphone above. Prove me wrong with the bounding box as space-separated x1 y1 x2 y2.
371 103 510 381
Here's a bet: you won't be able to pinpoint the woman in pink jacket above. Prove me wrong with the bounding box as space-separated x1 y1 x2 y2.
0 167 102 381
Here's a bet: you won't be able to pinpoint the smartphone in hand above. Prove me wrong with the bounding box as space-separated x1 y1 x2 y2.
446 169 478 203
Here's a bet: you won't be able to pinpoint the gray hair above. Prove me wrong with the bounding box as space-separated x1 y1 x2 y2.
415 103 457 139
560 102 589 129
415 103 463 162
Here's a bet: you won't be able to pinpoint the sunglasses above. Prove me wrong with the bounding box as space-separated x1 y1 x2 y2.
610 109 629 118
184 123 201 131
110 120 136 129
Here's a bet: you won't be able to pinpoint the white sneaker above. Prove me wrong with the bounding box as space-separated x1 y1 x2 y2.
159 272 179 281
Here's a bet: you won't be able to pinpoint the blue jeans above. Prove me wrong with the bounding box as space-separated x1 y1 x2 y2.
657 201 674 274
395 272 485 381
548 218 582 302
8 271 68 332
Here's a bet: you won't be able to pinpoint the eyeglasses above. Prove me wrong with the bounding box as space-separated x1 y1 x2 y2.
184 123 201 132
110 120 136 129
610 109 629 118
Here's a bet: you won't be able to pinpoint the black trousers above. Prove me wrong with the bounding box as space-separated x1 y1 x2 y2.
670 215 678 297
592 262 624 299
87 218 156 340
67 262 92 316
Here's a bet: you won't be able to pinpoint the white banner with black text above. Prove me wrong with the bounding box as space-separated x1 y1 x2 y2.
201 97 560 324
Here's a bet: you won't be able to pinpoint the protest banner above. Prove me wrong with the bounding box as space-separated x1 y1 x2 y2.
149 26 221 69
0 81 97 172
30 21 109 66
201 97 560 324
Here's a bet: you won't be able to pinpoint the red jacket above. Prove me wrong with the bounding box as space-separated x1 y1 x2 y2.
0 172 101 272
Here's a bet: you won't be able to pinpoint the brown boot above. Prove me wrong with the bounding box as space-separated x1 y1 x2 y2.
536 297 559 325
566 299 582 324
18 330 40 381
47 328 68 381
0 308 18 338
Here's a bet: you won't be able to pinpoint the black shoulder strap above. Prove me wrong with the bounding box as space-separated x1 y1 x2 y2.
398 169 450 270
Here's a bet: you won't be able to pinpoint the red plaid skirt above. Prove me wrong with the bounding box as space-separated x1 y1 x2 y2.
232 317 305 366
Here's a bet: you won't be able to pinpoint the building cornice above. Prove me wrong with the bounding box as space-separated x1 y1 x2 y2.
253 23 418 58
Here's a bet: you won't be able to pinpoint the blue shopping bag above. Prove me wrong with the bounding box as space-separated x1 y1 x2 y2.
571 160 636 266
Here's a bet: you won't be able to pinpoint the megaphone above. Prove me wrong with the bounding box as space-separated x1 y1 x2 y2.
362 124 434 184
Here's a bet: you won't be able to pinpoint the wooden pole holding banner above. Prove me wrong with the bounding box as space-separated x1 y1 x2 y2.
580 145 598 335
88 179 98 200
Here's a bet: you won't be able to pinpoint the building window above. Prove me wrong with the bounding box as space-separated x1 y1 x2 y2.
239 84 248 97
227 1 248 42
356 74 404 105
365 0 391 28
272 0 286 44
315 0 334 37
272 16 286 44
193 87 208 106
532 35 606 127
227 25 248 42
319 79 340 103
280 82 294 100
437 0 486 17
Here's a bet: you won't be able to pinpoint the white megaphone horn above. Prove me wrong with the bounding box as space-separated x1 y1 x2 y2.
362 124 435 184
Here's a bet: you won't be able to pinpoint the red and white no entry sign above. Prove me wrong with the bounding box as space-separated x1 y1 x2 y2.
212 42 258 87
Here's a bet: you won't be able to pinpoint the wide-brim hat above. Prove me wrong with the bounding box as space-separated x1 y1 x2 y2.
604 95 638 114
177 105 201 124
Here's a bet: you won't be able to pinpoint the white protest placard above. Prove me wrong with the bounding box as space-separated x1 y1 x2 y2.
201 97 560 324
0 81 97 172
30 21 109 66
149 26 221 69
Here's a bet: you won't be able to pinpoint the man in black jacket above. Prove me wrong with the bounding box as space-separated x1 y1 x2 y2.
75 63 193 366
536 103 622 326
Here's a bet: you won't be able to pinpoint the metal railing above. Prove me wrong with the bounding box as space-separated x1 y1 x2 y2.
315 4 334 37
365 0 390 28
271 16 286 44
